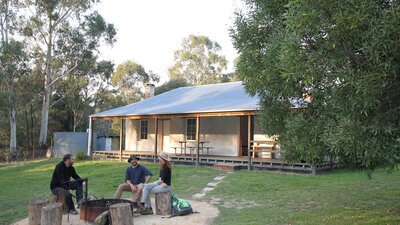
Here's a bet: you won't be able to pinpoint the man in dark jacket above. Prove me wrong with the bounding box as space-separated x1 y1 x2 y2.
50 154 83 215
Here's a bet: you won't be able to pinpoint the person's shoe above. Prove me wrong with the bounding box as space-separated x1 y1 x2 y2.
77 199 85 209
140 207 153 215
69 209 78 215
135 205 145 214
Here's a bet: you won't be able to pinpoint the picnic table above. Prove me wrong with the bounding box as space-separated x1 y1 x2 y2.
250 140 277 159
171 141 213 156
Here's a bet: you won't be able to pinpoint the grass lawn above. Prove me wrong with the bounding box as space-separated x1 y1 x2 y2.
1 159 399 224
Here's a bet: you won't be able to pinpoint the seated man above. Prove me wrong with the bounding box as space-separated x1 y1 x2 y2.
50 154 83 215
115 155 152 208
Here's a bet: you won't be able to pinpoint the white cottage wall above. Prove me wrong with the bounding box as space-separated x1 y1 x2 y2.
125 119 157 151
168 118 185 154
125 116 241 156
200 117 239 156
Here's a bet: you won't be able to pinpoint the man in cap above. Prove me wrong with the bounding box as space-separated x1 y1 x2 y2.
114 155 152 208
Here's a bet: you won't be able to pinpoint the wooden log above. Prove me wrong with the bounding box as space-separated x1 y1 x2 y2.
93 211 110 225
54 190 69 213
155 191 172 215
28 199 49 225
41 203 63 225
109 203 133 225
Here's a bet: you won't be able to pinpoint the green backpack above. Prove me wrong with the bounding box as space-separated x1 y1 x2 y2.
171 194 193 216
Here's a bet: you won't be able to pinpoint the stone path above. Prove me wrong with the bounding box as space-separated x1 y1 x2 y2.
192 173 231 199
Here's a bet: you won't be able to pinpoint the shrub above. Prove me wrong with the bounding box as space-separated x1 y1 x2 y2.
75 150 91 161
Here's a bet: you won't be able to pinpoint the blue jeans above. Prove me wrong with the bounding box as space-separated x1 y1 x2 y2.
141 182 170 208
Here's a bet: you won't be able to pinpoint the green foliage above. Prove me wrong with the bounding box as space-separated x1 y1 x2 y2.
111 60 160 104
168 34 228 85
74 149 91 161
232 0 400 173
20 0 117 149
155 78 189 95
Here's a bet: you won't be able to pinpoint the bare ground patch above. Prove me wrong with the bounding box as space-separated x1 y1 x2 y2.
12 198 219 225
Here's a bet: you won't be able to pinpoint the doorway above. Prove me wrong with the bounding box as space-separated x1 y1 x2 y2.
240 116 254 156
162 120 170 151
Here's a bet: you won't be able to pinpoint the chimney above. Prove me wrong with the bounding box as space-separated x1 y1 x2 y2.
144 83 155 99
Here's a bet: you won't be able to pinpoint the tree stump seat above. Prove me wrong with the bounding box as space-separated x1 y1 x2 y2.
41 203 63 225
28 199 49 225
155 191 172 215
50 190 70 213
109 203 134 225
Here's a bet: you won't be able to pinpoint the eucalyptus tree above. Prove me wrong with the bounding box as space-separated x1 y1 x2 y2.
22 0 116 149
0 0 27 160
168 34 227 85
155 78 189 95
232 0 400 173
54 60 115 132
111 60 159 104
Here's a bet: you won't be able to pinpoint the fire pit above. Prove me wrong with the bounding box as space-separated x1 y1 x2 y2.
80 199 134 222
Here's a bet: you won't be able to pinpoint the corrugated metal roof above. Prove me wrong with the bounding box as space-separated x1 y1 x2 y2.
90 81 259 118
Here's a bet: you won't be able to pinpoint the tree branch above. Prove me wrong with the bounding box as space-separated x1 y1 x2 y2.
49 60 78 86
52 7 72 29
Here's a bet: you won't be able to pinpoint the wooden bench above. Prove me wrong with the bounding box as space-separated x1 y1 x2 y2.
171 146 213 156
251 140 277 158
170 146 189 156
200 146 213 155
188 146 213 156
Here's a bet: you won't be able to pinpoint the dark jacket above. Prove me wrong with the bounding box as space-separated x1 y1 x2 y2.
160 164 171 186
50 161 81 190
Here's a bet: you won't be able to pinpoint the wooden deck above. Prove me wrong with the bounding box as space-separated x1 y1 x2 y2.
92 150 336 174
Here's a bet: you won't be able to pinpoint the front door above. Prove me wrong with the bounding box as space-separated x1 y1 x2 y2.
162 120 170 151
240 116 254 156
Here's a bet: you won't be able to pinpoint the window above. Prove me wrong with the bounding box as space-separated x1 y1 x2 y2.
140 120 148 140
186 118 196 140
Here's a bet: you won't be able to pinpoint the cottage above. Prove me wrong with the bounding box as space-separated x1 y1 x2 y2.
88 82 333 173
89 82 278 160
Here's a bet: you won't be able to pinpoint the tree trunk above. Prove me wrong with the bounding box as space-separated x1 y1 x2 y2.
25 109 31 157
109 203 133 225
155 191 172 215
38 83 50 150
41 203 63 225
73 112 76 132
38 19 53 151
9 108 17 160
28 199 48 225
30 103 35 159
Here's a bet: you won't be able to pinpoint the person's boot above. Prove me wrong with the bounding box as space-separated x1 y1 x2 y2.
135 203 145 214
140 207 153 215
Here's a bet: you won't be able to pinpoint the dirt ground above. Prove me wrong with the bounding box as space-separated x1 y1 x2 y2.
12 198 219 225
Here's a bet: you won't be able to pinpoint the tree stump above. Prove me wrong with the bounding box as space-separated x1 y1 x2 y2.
28 199 49 225
109 203 133 225
53 190 69 213
155 191 172 215
41 203 63 225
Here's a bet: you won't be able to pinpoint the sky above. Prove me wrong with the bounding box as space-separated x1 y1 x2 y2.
94 0 242 84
